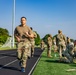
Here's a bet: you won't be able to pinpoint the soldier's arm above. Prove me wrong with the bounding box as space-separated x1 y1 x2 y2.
57 34 61 41
34 32 37 38
63 35 67 44
14 28 20 42
47 37 50 41
25 27 34 38
63 35 66 41
25 32 34 38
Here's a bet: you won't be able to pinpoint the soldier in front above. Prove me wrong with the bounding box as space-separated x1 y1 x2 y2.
14 17 34 72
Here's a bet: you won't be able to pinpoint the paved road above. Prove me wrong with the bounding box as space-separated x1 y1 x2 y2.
0 48 43 75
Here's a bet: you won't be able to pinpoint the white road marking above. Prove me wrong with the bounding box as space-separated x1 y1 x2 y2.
0 59 18 69
28 50 43 75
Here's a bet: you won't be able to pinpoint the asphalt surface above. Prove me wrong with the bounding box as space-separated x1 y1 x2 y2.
0 47 43 75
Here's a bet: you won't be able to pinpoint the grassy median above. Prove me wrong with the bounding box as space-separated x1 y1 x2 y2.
33 49 76 75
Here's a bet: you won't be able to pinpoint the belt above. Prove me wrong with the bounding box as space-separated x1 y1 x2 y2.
20 39 26 42
20 40 25 42
20 39 29 42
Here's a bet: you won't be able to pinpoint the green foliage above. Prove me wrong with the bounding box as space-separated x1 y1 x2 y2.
35 31 41 46
0 35 8 44
53 34 57 38
42 34 50 44
0 28 9 36
0 27 9 44
70 39 74 42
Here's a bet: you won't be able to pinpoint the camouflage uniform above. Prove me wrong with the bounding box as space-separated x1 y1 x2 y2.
53 37 58 52
73 40 76 59
30 31 37 57
73 45 76 63
59 37 74 63
74 45 76 55
60 37 76 63
14 25 33 69
17 41 30 67
40 40 45 50
61 41 74 63
56 30 66 58
47 34 52 57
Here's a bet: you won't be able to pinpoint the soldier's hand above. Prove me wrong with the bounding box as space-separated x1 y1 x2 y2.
30 34 34 38
17 37 20 42
25 32 29 35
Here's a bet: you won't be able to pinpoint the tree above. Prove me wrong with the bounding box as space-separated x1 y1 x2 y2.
34 31 41 46
42 34 50 44
0 27 9 44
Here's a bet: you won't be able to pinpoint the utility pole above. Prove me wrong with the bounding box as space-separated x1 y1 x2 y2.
12 0 15 48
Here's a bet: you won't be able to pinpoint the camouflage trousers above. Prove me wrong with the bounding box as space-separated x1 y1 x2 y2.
62 50 73 63
58 43 66 58
47 45 52 57
30 40 35 55
41 44 45 50
53 45 58 52
17 41 30 68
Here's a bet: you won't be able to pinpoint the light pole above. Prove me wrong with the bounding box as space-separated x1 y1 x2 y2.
12 0 15 48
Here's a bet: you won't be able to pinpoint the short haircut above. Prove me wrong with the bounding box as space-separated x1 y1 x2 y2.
58 30 62 33
21 16 27 20
30 27 33 30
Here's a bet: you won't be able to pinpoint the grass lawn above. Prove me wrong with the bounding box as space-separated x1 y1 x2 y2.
0 47 16 50
0 45 39 50
33 49 76 75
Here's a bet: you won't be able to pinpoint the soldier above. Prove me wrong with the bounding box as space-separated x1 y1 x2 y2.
56 30 66 58
30 27 37 57
40 40 45 50
66 37 74 55
53 37 58 57
53 37 58 52
73 40 76 57
61 41 74 63
14 17 34 72
60 37 74 63
47 34 52 57
73 43 76 63
60 37 76 63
